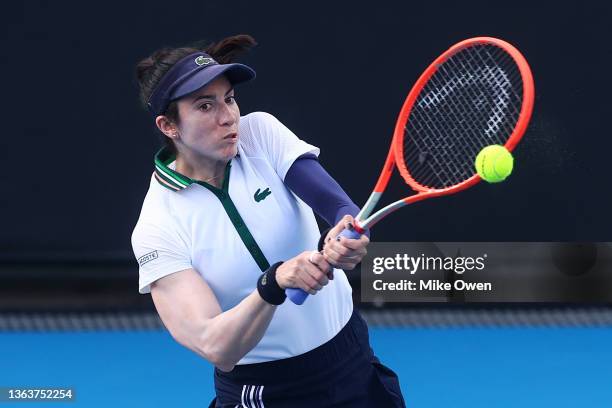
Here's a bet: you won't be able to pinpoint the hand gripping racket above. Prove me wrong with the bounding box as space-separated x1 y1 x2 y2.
286 37 535 305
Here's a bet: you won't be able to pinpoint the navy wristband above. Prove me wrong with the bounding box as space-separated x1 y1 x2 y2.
257 262 286 305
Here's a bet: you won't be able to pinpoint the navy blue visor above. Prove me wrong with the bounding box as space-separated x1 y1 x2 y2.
147 52 256 116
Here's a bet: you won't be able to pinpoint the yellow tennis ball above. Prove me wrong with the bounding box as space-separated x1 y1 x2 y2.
475 145 514 183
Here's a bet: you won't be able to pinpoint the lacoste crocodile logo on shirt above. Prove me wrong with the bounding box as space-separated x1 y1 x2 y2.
254 188 272 203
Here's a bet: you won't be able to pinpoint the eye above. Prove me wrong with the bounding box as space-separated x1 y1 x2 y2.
199 103 212 111
226 95 236 104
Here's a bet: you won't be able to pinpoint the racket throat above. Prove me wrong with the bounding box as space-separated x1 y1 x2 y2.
362 199 408 230
356 192 381 223
351 221 367 235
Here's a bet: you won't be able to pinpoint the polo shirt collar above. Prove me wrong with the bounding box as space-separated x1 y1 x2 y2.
154 147 194 191
154 146 236 193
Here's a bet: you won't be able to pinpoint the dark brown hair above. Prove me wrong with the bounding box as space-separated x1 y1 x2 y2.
135 35 257 153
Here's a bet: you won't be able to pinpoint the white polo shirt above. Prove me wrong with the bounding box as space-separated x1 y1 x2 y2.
131 111 353 364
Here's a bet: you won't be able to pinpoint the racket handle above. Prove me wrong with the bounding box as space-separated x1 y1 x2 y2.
286 226 366 305
338 228 363 240
286 287 309 305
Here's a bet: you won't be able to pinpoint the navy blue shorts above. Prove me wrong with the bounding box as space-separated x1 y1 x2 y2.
209 310 406 407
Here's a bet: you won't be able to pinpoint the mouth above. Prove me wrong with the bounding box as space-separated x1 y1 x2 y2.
223 132 238 140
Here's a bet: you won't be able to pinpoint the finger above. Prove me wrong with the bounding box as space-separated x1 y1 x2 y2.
322 255 358 270
328 215 355 241
315 252 334 280
309 251 332 275
297 273 321 294
304 262 329 287
323 247 363 268
340 214 355 229
336 235 369 250
329 238 369 260
328 224 345 242
323 245 342 266
300 260 327 288
324 252 360 267
286 273 316 295
336 248 367 261
327 239 366 257
324 243 358 261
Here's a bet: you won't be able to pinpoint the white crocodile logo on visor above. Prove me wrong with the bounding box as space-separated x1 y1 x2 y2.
195 56 215 66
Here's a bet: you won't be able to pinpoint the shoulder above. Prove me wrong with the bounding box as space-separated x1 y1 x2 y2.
240 111 280 128
238 111 285 155
238 112 284 138
131 176 177 244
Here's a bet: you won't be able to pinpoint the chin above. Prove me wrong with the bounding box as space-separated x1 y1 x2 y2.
224 145 239 160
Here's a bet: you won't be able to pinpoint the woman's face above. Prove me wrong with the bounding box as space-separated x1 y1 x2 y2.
175 75 240 164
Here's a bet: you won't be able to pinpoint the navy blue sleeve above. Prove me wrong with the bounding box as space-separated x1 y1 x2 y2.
284 154 362 228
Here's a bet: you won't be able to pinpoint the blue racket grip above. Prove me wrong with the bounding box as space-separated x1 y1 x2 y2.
285 227 365 305
338 228 363 240
286 287 309 305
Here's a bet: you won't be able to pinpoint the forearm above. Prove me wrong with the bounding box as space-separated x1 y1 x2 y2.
198 290 276 371
285 155 360 226
285 155 369 237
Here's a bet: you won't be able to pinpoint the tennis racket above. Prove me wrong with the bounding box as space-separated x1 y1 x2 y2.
286 37 535 305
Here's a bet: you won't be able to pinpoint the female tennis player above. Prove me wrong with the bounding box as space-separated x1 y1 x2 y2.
131 34 405 408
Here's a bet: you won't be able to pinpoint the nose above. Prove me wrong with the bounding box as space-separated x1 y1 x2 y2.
217 100 236 127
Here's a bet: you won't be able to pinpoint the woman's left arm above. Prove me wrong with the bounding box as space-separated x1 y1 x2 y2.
284 155 369 271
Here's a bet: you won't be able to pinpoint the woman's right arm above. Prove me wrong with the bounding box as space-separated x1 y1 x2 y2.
150 251 330 372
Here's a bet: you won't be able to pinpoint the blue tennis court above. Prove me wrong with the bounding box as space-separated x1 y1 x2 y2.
2 314 611 407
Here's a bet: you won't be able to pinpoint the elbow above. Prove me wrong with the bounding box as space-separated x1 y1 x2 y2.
182 319 242 371
215 362 236 372
170 331 238 371
205 348 236 372
198 341 238 372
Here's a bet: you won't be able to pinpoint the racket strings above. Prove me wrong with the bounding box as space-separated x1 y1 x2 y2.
409 50 521 187
412 48 522 187
402 44 524 189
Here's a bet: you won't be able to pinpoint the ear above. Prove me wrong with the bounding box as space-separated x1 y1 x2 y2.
155 115 179 141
